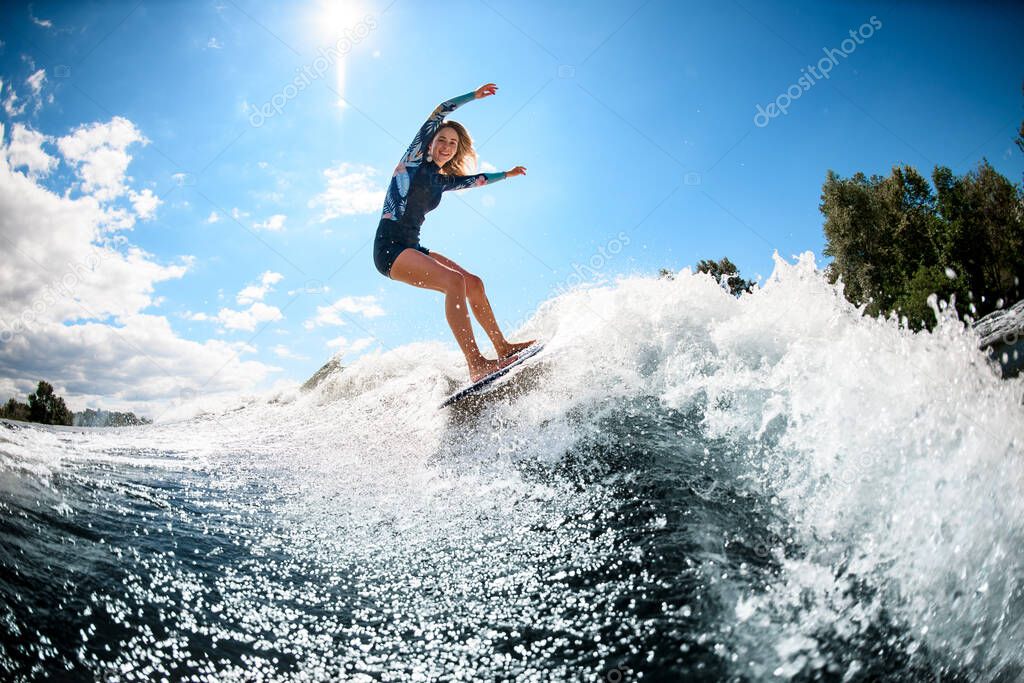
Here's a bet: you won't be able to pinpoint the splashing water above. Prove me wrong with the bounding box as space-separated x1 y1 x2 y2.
0 252 1021 681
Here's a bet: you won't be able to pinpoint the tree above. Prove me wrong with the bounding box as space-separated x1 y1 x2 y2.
933 161 1024 309
0 398 30 421
73 408 152 427
1017 82 1024 160
820 165 942 319
696 257 754 295
820 160 1024 329
891 265 964 329
27 381 73 426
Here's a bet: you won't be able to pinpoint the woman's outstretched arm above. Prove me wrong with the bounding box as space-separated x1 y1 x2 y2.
439 165 526 192
398 84 497 166
381 85 500 220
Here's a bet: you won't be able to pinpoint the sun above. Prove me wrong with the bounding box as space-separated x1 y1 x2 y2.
305 0 373 109
307 0 369 44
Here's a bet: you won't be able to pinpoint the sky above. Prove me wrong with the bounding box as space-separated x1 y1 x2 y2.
0 0 1022 419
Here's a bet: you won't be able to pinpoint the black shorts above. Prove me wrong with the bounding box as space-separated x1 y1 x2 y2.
373 218 430 278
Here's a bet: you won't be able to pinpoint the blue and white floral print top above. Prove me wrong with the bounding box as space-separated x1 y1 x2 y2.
380 90 507 228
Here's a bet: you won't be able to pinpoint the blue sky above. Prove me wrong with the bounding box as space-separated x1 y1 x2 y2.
0 0 1022 417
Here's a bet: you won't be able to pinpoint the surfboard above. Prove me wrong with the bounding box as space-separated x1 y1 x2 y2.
439 342 546 409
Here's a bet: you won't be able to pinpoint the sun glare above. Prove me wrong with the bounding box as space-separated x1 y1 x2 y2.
305 1 371 109
309 0 367 43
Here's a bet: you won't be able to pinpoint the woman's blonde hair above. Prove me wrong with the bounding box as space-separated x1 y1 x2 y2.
431 120 477 176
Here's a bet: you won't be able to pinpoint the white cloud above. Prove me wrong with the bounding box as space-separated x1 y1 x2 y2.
0 313 280 418
287 282 329 296
253 213 286 231
480 160 497 172
2 80 24 117
305 295 384 329
325 335 374 355
57 117 149 202
26 69 45 97
21 69 48 115
231 206 249 220
215 302 283 331
4 123 57 177
188 271 286 331
0 66 48 116
0 126 281 417
0 140 189 325
128 188 162 220
206 210 220 223
207 37 223 49
236 270 283 305
30 9 53 28
98 205 136 232
307 162 384 222
272 344 307 360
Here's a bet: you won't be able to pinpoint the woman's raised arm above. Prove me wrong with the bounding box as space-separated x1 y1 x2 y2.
439 165 525 192
438 171 507 192
398 84 497 166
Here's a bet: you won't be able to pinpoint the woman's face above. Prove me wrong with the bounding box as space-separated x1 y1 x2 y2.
431 127 459 166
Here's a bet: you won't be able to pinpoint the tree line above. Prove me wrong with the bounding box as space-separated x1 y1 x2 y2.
671 86 1023 331
1 381 150 427
659 257 754 296
820 90 1024 329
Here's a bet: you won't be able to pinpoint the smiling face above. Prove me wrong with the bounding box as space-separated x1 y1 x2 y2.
430 126 459 168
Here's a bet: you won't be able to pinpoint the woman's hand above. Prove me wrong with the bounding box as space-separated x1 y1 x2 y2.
474 83 498 99
506 165 527 178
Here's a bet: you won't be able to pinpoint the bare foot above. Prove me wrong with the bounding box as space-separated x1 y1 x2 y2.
469 354 519 383
497 339 536 359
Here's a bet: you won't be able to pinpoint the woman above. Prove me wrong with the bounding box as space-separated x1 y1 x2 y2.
373 82 535 382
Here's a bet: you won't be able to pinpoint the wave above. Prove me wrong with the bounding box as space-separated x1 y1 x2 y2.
1 252 1021 681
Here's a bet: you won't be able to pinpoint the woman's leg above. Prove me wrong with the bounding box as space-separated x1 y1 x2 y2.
427 251 536 358
388 248 518 382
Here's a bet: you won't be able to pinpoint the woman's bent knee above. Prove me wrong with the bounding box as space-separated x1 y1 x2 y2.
464 273 484 295
444 271 467 296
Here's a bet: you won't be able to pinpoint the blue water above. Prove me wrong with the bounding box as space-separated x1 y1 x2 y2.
1 253 1022 681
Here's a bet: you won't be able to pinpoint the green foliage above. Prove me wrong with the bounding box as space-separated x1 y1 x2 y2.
933 162 1024 300
74 408 151 427
2 382 150 427
23 381 73 426
820 159 1024 329
1017 82 1024 160
891 265 965 328
1018 115 1024 158
0 397 30 421
696 257 754 296
28 381 74 425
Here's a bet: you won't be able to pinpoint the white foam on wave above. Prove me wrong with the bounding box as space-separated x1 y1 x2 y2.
3 250 1020 679
233 251 1021 680
298 249 1019 679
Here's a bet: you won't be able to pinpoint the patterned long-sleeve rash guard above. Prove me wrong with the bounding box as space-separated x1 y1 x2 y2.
380 90 507 228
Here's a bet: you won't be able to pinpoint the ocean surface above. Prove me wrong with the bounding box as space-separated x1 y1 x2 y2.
1 253 1022 682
